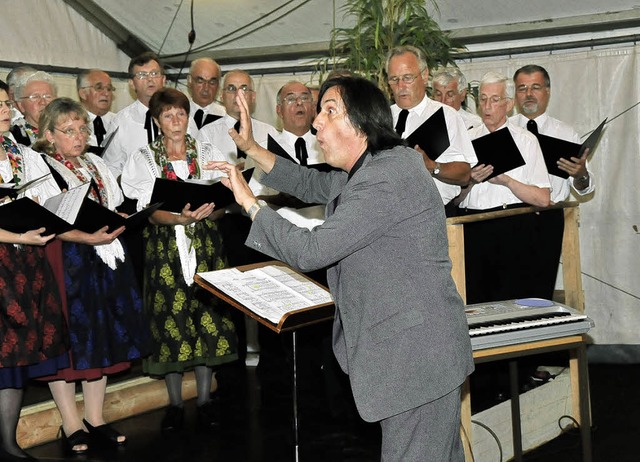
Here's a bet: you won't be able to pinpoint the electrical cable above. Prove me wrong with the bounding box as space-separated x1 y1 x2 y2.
171 0 197 87
159 0 312 60
558 414 580 432
471 419 503 462
157 0 186 57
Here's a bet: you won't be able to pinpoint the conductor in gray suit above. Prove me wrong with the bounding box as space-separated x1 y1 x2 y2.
209 76 474 461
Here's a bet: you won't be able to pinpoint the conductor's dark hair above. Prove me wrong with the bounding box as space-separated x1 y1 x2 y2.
318 76 402 153
513 64 551 88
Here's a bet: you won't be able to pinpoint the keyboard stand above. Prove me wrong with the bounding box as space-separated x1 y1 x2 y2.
461 334 592 462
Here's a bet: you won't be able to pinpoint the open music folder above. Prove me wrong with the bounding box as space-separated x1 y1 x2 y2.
0 174 52 200
471 126 526 180
195 261 335 333
73 199 163 233
404 106 451 161
534 118 607 179
150 168 254 213
0 182 90 234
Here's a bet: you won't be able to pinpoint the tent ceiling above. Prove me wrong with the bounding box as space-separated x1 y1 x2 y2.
63 0 640 70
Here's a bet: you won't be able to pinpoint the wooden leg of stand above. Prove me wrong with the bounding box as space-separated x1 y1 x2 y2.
570 344 593 462
461 378 473 461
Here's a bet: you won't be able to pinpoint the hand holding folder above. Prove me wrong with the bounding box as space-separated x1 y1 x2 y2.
404 107 451 161
534 118 606 179
150 168 254 213
471 127 526 181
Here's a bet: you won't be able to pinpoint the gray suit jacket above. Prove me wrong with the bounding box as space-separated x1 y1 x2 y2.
247 146 474 422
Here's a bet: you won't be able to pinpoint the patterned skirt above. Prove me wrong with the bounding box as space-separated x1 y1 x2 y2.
42 241 152 382
142 220 237 376
0 243 68 388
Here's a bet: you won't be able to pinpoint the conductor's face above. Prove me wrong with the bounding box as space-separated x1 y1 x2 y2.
312 86 367 172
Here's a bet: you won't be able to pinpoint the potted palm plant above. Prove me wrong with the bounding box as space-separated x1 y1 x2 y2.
320 0 461 97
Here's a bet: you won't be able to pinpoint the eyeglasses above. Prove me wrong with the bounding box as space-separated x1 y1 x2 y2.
54 126 92 137
479 95 511 105
21 94 54 103
281 94 313 105
387 74 420 86
192 76 219 86
81 83 116 92
223 84 254 94
0 100 13 109
516 84 547 93
133 70 163 80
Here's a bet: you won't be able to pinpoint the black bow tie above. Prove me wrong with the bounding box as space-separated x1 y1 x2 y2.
144 110 159 144
234 121 246 159
93 115 106 146
194 109 219 129
294 137 308 166
395 109 409 136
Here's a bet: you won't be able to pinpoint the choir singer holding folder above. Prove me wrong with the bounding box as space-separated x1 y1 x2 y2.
207 76 474 461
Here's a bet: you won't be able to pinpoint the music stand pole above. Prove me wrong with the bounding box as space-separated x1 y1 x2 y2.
292 330 300 461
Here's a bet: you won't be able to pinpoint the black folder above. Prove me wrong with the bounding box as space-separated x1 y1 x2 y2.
0 174 51 200
471 127 526 181
73 199 163 233
404 107 450 161
267 135 338 173
534 118 607 179
0 198 75 234
150 169 254 213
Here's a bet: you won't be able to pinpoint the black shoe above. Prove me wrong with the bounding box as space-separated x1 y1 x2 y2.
0 446 37 462
161 406 184 434
83 419 126 447
59 426 90 455
197 401 220 429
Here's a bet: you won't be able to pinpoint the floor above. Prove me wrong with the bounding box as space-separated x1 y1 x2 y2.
24 350 639 462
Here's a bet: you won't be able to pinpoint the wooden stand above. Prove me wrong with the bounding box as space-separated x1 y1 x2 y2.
446 203 592 462
195 261 335 462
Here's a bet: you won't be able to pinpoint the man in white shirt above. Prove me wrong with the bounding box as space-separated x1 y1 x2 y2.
186 57 226 134
385 46 477 209
431 66 482 131
457 71 556 306
197 69 278 196
102 52 166 179
512 64 595 203
271 81 326 229
458 71 550 211
77 69 117 156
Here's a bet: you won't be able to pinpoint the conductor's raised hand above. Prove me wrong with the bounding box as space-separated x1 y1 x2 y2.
207 161 256 211
228 90 258 156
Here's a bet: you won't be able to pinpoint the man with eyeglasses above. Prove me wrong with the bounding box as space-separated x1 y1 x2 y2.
512 64 595 203
385 46 476 213
456 71 555 307
431 66 482 131
197 69 278 197
10 71 57 147
186 57 226 134
103 52 166 179
6 66 36 125
77 69 117 156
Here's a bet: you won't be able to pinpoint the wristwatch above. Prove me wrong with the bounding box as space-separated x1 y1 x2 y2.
247 199 267 221
431 162 441 176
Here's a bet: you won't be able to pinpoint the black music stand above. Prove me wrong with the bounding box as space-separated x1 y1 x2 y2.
194 261 335 461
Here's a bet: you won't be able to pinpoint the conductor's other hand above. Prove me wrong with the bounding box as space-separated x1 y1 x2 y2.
207 161 256 211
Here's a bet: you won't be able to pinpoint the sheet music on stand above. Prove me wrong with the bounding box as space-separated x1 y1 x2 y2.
195 261 334 333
